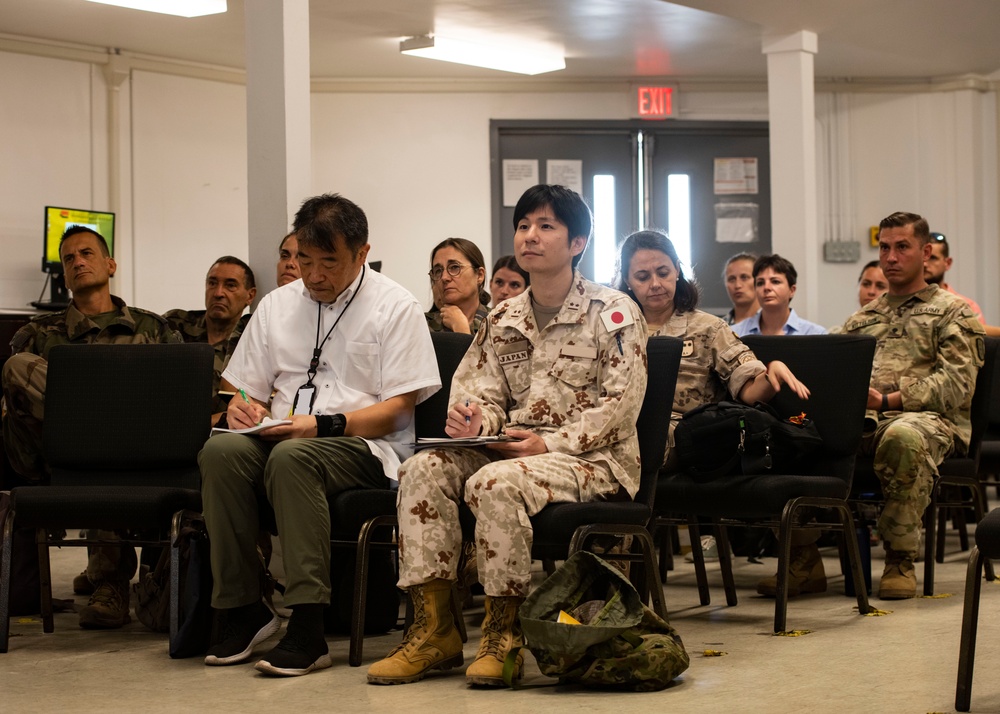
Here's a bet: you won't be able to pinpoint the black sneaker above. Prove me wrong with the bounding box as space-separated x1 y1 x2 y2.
204 601 280 666
255 605 331 677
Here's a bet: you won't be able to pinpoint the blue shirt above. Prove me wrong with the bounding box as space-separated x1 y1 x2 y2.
732 308 827 337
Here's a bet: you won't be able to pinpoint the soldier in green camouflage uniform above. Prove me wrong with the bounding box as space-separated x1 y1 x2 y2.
163 256 256 426
1 226 179 628
774 212 984 601
370 185 648 689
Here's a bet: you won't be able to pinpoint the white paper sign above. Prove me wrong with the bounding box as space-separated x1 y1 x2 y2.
546 159 583 196
714 158 759 195
503 159 539 207
716 217 755 243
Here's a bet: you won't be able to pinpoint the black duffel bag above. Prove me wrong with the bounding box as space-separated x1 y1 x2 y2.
674 401 823 481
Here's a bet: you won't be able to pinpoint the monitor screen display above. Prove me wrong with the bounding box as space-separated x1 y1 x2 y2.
43 206 115 273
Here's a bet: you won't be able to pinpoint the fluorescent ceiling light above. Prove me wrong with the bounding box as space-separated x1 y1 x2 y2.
400 35 565 76
85 0 227 18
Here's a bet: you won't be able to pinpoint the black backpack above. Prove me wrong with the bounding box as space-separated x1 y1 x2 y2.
674 401 824 481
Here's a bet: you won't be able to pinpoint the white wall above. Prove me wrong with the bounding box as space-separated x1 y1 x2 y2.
0 51 100 308
131 70 248 314
1 46 997 331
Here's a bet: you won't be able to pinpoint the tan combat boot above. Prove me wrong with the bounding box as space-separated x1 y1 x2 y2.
756 543 827 597
878 547 916 600
367 579 464 685
465 595 525 687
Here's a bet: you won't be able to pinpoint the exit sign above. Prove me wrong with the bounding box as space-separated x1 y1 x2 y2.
635 85 677 120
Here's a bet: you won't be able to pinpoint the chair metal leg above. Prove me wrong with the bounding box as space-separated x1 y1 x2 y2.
937 507 948 563
687 519 711 606
969 484 996 582
714 524 738 607
633 528 668 620
773 505 794 633
37 528 53 633
956 545 985 712
955 507 970 553
0 505 14 653
924 503 938 597
348 514 395 667
168 510 185 647
835 504 871 616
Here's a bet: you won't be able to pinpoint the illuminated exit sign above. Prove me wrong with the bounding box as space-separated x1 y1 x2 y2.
634 85 677 120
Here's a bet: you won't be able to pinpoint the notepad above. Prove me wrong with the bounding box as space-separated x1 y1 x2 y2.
412 435 516 450
211 417 292 435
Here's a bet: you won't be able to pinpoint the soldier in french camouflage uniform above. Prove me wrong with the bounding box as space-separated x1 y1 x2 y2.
369 185 648 688
1 226 179 628
164 256 256 426
613 230 809 570
424 237 492 335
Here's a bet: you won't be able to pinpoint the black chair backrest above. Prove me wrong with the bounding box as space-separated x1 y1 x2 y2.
635 336 684 508
740 334 876 480
414 332 474 439
43 343 213 486
966 336 999 463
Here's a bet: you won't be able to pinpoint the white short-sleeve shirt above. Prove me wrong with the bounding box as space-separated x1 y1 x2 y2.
223 266 441 480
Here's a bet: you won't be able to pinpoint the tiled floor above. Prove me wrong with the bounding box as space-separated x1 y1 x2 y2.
4 533 1000 714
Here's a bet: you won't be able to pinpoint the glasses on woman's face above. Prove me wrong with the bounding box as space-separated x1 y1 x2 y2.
428 263 470 282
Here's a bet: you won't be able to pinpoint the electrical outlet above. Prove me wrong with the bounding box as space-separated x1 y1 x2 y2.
823 240 861 263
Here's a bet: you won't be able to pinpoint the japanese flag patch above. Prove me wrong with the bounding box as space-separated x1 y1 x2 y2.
599 306 635 332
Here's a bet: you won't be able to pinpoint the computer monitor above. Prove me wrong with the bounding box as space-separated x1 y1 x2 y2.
36 206 115 310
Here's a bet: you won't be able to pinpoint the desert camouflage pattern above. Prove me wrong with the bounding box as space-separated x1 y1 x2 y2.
424 304 490 334
164 308 250 414
2 297 179 482
843 284 985 558
396 273 647 597
650 309 765 452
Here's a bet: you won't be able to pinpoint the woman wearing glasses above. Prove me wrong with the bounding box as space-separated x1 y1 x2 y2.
425 238 491 334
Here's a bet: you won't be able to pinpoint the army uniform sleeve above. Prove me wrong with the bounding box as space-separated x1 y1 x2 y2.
900 304 984 413
10 322 42 356
450 319 512 436
707 320 765 400
541 299 648 456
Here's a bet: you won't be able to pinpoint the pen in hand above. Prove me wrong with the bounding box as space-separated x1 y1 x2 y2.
239 388 262 426
465 398 471 427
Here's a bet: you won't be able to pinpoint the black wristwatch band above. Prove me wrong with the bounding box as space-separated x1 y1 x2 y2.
316 413 347 438
881 394 890 412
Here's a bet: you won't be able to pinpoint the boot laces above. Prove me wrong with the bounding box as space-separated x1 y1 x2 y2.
387 587 429 657
88 582 125 609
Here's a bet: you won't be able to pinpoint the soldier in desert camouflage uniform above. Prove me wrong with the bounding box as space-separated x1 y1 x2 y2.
369 185 648 688
164 256 256 426
1 225 179 628
613 229 810 569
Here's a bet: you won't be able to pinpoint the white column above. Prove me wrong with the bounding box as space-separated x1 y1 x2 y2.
244 0 311 299
762 31 819 320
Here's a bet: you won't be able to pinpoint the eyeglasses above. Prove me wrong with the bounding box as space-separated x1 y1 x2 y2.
428 263 471 282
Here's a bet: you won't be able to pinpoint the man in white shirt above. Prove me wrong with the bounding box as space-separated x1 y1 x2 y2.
198 193 440 677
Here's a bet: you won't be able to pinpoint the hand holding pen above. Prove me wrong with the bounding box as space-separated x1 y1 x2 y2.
227 387 269 429
445 398 483 438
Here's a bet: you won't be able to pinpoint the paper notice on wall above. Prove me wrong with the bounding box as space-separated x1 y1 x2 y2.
715 202 759 243
714 158 758 195
503 159 539 207
546 159 583 196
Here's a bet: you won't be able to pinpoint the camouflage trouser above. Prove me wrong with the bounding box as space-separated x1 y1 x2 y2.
2 353 135 584
396 447 621 597
862 412 956 560
2 352 48 483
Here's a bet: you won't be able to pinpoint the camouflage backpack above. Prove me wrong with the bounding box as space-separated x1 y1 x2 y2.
505 551 689 691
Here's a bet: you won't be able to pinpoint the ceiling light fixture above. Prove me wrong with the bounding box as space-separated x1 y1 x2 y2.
85 0 227 18
400 35 565 76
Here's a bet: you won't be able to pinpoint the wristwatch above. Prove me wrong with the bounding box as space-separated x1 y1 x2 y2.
881 394 890 412
316 413 347 438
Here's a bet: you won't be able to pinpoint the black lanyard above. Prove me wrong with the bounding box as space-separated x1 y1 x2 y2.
305 264 365 387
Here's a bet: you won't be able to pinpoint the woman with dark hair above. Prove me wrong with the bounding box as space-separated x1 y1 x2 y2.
425 238 491 335
614 229 808 466
489 254 529 307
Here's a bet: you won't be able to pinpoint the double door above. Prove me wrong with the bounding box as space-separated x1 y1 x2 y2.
491 120 770 312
